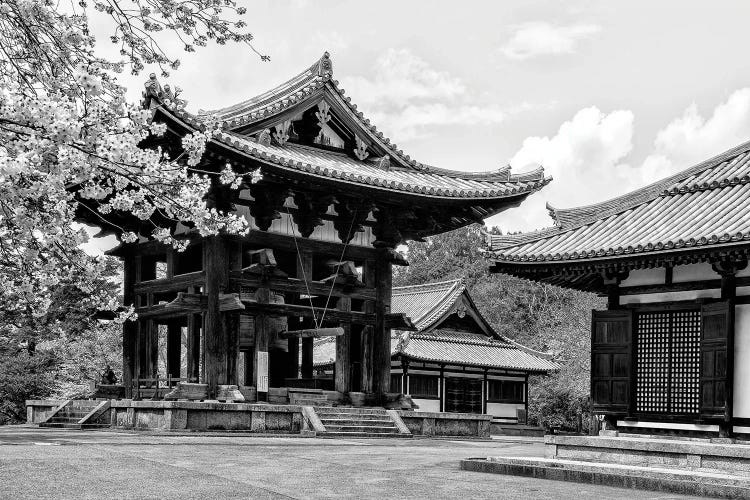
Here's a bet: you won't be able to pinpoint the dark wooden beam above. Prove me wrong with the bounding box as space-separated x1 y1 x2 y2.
133 271 205 294
372 252 393 394
335 297 352 393
278 327 344 339
237 300 415 330
360 259 376 393
204 236 226 398
230 273 376 301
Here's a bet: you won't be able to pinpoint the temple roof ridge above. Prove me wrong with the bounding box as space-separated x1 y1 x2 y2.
546 138 750 231
184 53 550 182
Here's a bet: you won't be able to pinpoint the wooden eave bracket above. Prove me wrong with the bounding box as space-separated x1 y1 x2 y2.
164 292 245 312
242 248 288 278
278 327 345 339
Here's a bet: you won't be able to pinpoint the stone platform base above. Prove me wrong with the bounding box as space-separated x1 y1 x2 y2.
546 434 750 473
460 456 750 499
397 411 492 438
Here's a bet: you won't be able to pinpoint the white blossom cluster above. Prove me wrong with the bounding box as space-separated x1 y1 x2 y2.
0 0 265 341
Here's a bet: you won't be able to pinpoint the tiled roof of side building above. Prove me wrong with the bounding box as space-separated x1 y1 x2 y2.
486 140 750 263
391 279 467 331
163 52 550 196
312 279 558 372
401 330 559 372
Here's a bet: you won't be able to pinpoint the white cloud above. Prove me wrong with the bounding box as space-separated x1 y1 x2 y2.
491 106 635 231
639 88 750 184
489 88 750 233
341 48 507 140
500 22 601 60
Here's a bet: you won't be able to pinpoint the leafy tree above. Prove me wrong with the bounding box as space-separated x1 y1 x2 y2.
0 0 265 348
395 224 604 430
0 2 267 420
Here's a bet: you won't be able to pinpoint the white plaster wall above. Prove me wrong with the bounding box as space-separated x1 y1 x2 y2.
734 305 750 418
621 289 720 305
412 399 440 413
672 262 717 282
621 268 665 287
486 402 524 419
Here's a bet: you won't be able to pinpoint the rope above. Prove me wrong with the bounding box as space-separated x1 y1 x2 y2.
286 207 319 329
319 205 359 325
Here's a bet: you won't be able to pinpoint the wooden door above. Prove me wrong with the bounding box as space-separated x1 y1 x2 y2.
591 309 633 415
445 377 483 414
699 301 730 419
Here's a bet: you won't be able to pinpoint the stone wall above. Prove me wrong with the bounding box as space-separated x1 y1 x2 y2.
398 410 492 437
108 400 304 432
26 400 64 423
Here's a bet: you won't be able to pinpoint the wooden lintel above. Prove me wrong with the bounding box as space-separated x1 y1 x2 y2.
278 327 345 339
138 292 244 318
239 299 416 330
134 271 205 294
230 272 376 301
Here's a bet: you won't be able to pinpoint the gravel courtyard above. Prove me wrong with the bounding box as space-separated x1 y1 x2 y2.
0 426 707 499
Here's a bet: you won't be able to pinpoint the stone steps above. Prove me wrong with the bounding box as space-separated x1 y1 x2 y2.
460 456 750 499
312 406 410 438
323 425 399 434
546 435 750 475
318 417 394 426
319 431 412 439
39 400 109 429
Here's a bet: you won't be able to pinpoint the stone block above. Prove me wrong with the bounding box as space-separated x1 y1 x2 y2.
251 411 266 432
422 418 436 436
186 410 208 430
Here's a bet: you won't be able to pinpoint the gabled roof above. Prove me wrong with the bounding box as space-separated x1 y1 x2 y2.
313 278 557 373
157 53 550 202
391 279 467 331
486 140 750 272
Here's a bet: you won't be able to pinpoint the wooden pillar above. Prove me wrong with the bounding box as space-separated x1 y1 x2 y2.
482 369 488 415
204 236 227 398
287 336 300 380
225 240 242 386
401 358 409 394
301 337 313 379
716 262 740 438
243 350 253 386
372 253 393 395
298 250 314 380
226 312 240 385
335 297 352 393
360 260 376 393
166 321 182 380
122 252 137 397
186 312 201 382
253 287 271 402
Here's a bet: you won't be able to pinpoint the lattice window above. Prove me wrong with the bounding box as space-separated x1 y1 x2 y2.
636 310 700 414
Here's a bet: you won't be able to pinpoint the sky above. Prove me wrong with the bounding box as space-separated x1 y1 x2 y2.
88 0 750 242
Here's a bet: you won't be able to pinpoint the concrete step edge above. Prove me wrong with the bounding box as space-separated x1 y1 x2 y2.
461 456 750 494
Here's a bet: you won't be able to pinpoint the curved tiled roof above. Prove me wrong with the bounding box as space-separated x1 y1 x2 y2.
487 140 750 264
312 278 557 372
391 279 466 330
400 330 559 372
167 53 549 194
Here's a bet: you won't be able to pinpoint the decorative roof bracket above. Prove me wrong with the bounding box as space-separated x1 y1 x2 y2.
354 135 369 161
273 120 291 146
315 101 331 128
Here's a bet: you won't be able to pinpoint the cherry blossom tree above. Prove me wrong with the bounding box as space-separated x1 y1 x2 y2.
0 0 265 345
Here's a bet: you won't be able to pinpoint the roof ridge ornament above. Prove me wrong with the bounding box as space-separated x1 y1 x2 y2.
273 120 291 146
257 128 272 146
315 101 331 127
315 51 333 78
354 135 369 161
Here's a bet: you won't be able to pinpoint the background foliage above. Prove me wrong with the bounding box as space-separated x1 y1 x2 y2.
394 224 603 431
